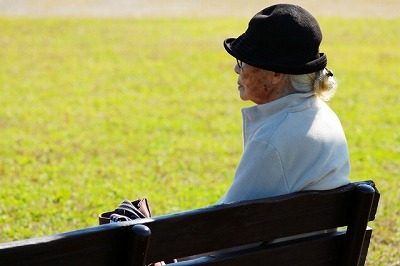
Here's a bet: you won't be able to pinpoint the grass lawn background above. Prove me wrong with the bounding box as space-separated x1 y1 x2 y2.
1 5 399 265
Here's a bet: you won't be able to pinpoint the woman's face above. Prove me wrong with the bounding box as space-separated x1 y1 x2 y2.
235 61 280 105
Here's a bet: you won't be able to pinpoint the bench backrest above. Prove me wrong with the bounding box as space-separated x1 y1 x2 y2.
0 180 379 266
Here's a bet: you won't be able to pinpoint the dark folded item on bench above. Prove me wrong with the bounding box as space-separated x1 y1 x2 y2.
99 198 151 225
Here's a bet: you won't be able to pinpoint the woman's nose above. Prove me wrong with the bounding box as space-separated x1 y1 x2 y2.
234 63 240 74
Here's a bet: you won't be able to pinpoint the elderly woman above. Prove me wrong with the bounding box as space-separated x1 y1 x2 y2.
218 4 351 204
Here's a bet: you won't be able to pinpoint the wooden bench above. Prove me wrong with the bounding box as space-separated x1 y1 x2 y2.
0 180 380 266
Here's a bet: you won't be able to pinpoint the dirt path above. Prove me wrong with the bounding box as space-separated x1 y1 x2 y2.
0 0 399 18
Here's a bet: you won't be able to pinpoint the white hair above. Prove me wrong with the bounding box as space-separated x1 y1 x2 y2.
288 69 338 101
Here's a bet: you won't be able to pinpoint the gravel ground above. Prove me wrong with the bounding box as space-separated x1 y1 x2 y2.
0 0 399 18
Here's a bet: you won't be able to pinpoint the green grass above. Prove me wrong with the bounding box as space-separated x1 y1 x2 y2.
0 17 399 265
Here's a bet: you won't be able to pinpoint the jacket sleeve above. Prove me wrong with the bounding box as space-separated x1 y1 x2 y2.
218 139 290 204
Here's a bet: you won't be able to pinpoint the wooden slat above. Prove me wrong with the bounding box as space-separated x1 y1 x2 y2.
0 222 134 266
173 229 373 266
143 181 379 262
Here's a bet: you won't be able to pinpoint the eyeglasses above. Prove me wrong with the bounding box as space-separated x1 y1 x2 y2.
236 59 244 69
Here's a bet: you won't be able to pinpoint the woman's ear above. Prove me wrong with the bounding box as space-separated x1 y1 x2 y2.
271 72 286 85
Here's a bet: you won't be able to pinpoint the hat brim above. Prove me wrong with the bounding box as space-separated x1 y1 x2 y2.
224 36 327 74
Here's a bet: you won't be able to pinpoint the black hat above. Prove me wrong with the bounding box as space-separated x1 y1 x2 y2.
224 4 327 74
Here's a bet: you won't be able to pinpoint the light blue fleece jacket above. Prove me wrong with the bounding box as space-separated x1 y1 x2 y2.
218 92 351 204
